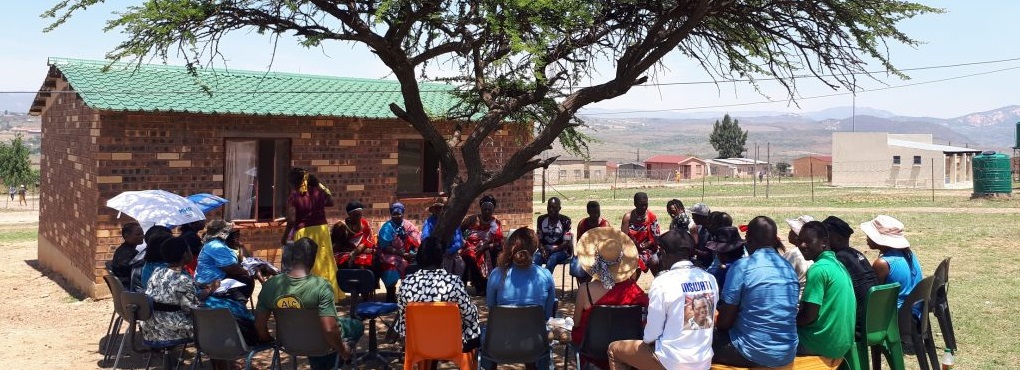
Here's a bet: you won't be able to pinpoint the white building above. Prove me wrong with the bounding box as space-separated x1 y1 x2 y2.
831 132 982 189
705 157 770 178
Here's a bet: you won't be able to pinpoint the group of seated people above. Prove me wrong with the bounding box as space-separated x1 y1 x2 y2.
106 189 926 370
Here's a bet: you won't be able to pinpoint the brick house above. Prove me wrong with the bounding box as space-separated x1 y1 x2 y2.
29 58 533 298
792 155 832 181
643 154 707 181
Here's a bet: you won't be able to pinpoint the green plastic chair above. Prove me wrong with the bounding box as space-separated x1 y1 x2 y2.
841 283 903 370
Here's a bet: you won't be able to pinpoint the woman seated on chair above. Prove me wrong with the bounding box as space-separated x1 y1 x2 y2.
394 236 481 352
138 225 174 291
570 227 648 370
483 228 556 370
377 202 421 303
195 220 259 350
142 237 216 347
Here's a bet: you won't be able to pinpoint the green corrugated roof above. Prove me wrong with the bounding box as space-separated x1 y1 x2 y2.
46 57 460 118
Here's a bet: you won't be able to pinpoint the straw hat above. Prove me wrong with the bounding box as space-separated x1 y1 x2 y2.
860 215 910 249
574 227 639 283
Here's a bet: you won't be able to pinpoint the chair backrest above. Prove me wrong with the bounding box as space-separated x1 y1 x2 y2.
121 291 153 322
578 305 644 361
482 305 549 364
897 275 935 339
337 269 376 295
406 302 464 360
274 309 335 357
863 283 901 345
192 308 250 360
931 257 951 305
103 274 127 316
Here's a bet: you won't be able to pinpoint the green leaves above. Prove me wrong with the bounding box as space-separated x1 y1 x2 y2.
709 114 748 159
0 135 36 188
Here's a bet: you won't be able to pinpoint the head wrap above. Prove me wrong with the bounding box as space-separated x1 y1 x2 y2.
822 216 854 238
479 195 497 208
390 202 405 215
346 200 365 214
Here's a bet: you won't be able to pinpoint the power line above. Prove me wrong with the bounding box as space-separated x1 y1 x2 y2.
2 56 1020 95
592 64 1020 115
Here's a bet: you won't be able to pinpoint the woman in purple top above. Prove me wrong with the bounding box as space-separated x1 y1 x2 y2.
280 167 341 301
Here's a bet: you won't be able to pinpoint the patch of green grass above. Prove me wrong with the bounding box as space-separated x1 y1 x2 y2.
0 228 37 243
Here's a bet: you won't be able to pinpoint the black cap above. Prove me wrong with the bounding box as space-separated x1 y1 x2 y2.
822 216 854 238
658 230 695 255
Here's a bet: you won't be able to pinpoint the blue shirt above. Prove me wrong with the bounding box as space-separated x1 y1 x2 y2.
422 215 463 255
194 239 253 320
721 247 799 367
881 249 923 309
486 265 556 319
195 239 237 285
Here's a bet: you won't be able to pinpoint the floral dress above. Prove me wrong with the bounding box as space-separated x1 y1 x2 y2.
378 218 422 283
142 266 199 345
394 268 481 346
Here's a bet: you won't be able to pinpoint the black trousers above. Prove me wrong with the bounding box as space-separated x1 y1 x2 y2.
461 255 488 294
712 329 766 368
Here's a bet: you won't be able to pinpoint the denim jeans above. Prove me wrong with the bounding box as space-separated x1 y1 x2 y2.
533 250 571 273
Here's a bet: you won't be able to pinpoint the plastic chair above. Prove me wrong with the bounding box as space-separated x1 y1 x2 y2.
897 276 938 370
930 258 956 353
337 269 401 369
478 305 551 369
274 308 343 370
840 283 903 370
102 274 128 365
190 308 279 370
404 302 476 370
572 305 644 369
117 291 192 370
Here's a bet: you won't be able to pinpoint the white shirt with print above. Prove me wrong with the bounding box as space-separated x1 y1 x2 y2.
644 260 719 370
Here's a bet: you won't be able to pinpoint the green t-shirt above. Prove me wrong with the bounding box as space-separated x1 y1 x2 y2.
256 274 337 317
798 251 856 358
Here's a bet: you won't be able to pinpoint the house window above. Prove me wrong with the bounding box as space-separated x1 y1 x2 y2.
558 170 567 179
584 170 590 179
892 156 901 165
397 140 441 194
574 170 583 178
913 156 922 165
224 138 291 221
594 170 602 179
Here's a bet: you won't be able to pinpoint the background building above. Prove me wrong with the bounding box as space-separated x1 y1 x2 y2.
30 58 534 297
792 155 832 182
643 154 707 181
538 158 608 184
831 132 981 189
705 157 769 178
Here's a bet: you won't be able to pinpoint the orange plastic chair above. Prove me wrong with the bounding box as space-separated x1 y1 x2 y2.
403 302 476 370
711 356 842 370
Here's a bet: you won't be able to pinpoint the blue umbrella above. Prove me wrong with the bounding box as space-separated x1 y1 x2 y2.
187 193 230 213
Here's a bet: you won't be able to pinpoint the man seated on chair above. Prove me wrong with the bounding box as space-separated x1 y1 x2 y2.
607 230 718 370
533 197 573 273
255 238 359 370
794 221 856 360
822 216 877 340
713 216 799 368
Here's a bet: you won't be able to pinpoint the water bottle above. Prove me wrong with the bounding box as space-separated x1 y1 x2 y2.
940 348 954 370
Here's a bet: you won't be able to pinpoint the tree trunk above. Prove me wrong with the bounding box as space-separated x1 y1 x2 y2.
432 179 483 247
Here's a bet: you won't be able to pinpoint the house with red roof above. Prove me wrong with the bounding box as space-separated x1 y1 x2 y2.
644 154 706 180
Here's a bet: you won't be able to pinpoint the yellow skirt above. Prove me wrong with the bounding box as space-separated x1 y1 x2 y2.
293 224 345 301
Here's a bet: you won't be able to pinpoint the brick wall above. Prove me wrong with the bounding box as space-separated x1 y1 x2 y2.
38 87 102 296
45 108 532 297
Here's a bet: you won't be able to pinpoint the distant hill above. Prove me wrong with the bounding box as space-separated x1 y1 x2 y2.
0 94 33 114
558 106 1020 163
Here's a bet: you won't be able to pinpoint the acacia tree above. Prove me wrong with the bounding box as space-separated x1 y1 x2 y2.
44 0 938 243
709 114 747 159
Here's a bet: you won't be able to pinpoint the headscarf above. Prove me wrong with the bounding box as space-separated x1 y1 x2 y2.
390 202 406 215
479 195 497 208
203 219 234 244
590 251 624 289
346 200 365 214
299 172 310 194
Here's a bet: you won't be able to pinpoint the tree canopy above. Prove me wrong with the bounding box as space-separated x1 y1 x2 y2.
44 0 940 242
0 135 36 188
709 114 748 159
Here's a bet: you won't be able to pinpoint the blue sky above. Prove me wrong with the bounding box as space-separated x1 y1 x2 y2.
1 1 1017 118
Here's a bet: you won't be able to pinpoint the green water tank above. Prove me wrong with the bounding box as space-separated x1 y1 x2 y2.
972 151 1013 194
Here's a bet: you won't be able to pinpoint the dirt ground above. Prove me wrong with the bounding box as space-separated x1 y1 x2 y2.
0 207 585 370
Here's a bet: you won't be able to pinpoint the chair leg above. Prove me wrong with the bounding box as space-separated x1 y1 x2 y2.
104 317 124 363
112 325 130 370
103 311 117 352
192 350 202 370
244 349 257 370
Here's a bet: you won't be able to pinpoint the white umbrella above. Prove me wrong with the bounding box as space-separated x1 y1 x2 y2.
106 190 205 228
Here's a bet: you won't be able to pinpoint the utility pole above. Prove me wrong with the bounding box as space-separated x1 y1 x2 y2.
766 142 771 199
753 143 759 197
